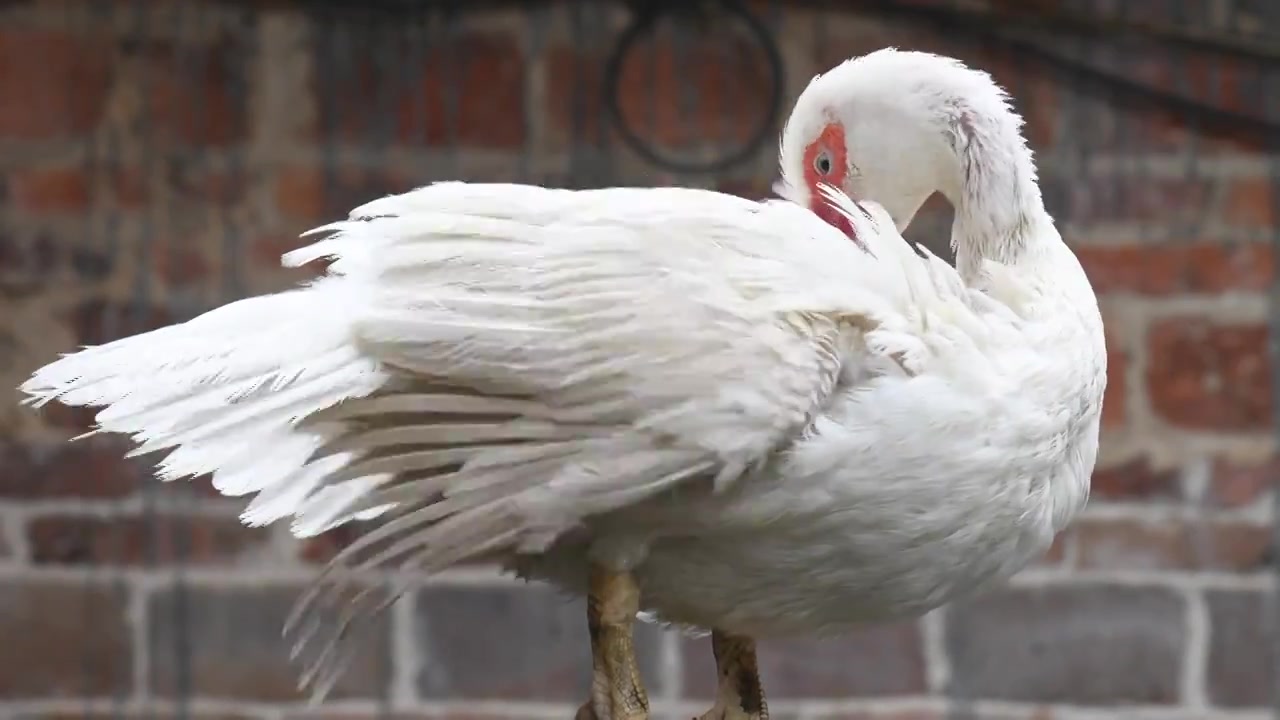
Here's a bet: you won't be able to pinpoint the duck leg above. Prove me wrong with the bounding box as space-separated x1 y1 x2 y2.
697 630 768 720
575 564 649 720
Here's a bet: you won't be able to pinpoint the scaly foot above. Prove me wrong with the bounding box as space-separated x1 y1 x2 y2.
695 630 768 720
577 564 649 720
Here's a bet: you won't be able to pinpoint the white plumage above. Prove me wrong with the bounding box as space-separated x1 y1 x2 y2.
19 48 1106 708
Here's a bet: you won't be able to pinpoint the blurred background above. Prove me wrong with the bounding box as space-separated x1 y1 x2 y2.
0 0 1277 718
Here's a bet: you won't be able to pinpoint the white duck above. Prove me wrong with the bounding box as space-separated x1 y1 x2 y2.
20 48 1104 719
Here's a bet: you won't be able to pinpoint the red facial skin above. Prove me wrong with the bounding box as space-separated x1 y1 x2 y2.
801 122 863 249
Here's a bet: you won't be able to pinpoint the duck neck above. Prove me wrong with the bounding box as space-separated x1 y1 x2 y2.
939 109 1053 279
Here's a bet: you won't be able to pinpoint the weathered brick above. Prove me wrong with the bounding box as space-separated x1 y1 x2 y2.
247 232 326 285
1140 106 1269 156
1223 177 1276 231
134 38 250 147
16 707 264 712
1075 518 1272 572
0 228 63 286
1146 319 1270 431
271 166 408 223
1206 589 1277 708
28 513 268 567
1076 244 1272 296
774 712 944 720
0 30 112 138
7 166 91 214
1130 49 1256 118
683 621 926 698
1209 456 1276 508
946 585 1185 704
152 163 249 208
149 584 391 700
319 32 524 149
280 714 555 720
0 438 145 500
0 515 11 560
1089 457 1181 502
415 584 662 700
1102 328 1126 429
1061 176 1216 229
0 581 132 698
112 166 151 210
546 36 775 151
715 177 776 201
1037 529 1071 567
67 297 175 346
151 241 213 289
299 523 367 565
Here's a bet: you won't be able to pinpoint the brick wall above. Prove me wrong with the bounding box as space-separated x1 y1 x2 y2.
0 1 1276 718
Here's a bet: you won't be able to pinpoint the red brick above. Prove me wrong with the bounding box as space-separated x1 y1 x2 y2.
1092 46 1267 154
161 166 247 207
1065 177 1216 228
0 438 144 500
35 401 99 434
1102 328 1126 428
137 39 249 147
1223 177 1276 231
271 166 408 223
1209 456 1276 508
545 46 605 143
1090 457 1181 501
248 232 326 281
684 621 926 698
1075 518 1271 572
7 167 91 214
0 515 11 560
322 33 524 149
546 36 775 151
1146 319 1270 430
1133 105 1267 156
298 523 361 564
0 582 132 698
1036 528 1072 567
66 297 174 345
152 242 212 288
113 166 150 209
0 230 59 288
946 585 1185 704
1206 590 1277 708
0 30 112 138
1171 55 1255 117
1077 244 1272 296
27 513 268 567
715 178 776 201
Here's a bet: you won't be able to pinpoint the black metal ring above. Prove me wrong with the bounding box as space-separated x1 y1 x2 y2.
601 0 785 174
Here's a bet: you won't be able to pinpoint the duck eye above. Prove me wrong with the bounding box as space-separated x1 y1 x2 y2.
813 150 833 176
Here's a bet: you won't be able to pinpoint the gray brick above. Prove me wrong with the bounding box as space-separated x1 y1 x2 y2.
414 583 663 700
682 620 926 699
1206 589 1277 708
148 584 391 701
945 584 1186 704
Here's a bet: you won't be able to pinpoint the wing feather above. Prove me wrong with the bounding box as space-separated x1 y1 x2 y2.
19 181 926 699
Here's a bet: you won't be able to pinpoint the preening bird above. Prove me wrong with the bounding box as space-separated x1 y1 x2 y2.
19 48 1105 720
